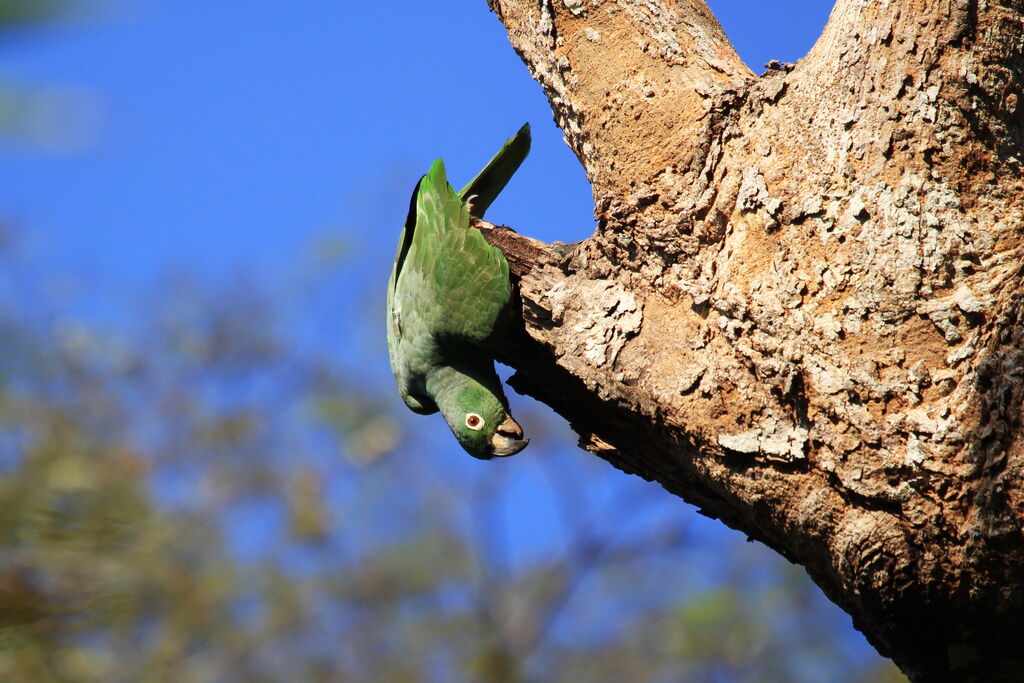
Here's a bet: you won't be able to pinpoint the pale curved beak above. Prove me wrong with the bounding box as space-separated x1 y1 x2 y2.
490 416 529 457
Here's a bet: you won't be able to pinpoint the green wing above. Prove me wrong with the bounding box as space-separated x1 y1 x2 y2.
392 123 529 298
387 177 435 413
388 127 528 415
458 123 530 219
409 160 511 345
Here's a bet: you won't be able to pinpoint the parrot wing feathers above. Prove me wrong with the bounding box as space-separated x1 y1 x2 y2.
389 176 422 307
458 123 530 219
388 127 526 426
411 160 511 346
386 126 532 457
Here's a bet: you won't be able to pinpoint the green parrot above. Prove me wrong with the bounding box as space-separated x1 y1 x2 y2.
387 124 531 459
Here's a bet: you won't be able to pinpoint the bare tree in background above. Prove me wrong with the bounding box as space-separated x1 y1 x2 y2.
483 1 1024 679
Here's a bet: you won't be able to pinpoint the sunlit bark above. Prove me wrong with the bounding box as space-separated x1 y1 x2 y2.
485 1 1024 679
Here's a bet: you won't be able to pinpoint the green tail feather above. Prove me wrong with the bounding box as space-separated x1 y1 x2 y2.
426 157 449 191
458 123 531 219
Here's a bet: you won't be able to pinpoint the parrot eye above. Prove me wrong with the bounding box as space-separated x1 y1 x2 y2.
465 413 484 430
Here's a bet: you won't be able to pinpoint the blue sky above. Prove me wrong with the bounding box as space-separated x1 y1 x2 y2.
0 0 836 472
0 0 841 545
1 0 890 673
1 0 834 283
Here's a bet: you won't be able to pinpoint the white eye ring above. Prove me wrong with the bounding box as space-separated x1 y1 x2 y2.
465 413 485 431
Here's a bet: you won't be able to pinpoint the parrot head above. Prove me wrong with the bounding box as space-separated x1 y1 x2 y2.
441 382 528 459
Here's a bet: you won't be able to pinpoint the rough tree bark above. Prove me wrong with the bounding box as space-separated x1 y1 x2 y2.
479 0 1024 680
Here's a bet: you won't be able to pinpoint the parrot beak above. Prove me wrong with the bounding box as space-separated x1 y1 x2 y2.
490 416 529 457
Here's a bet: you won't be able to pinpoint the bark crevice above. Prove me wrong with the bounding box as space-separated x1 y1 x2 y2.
485 0 1024 679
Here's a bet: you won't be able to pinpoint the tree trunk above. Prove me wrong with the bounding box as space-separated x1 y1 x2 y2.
482 0 1024 680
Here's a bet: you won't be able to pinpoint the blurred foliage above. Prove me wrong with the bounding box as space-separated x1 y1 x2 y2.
0 236 906 682
0 0 96 151
0 0 69 30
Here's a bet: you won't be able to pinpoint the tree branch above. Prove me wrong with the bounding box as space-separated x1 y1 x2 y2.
490 0 752 197
486 0 1024 679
